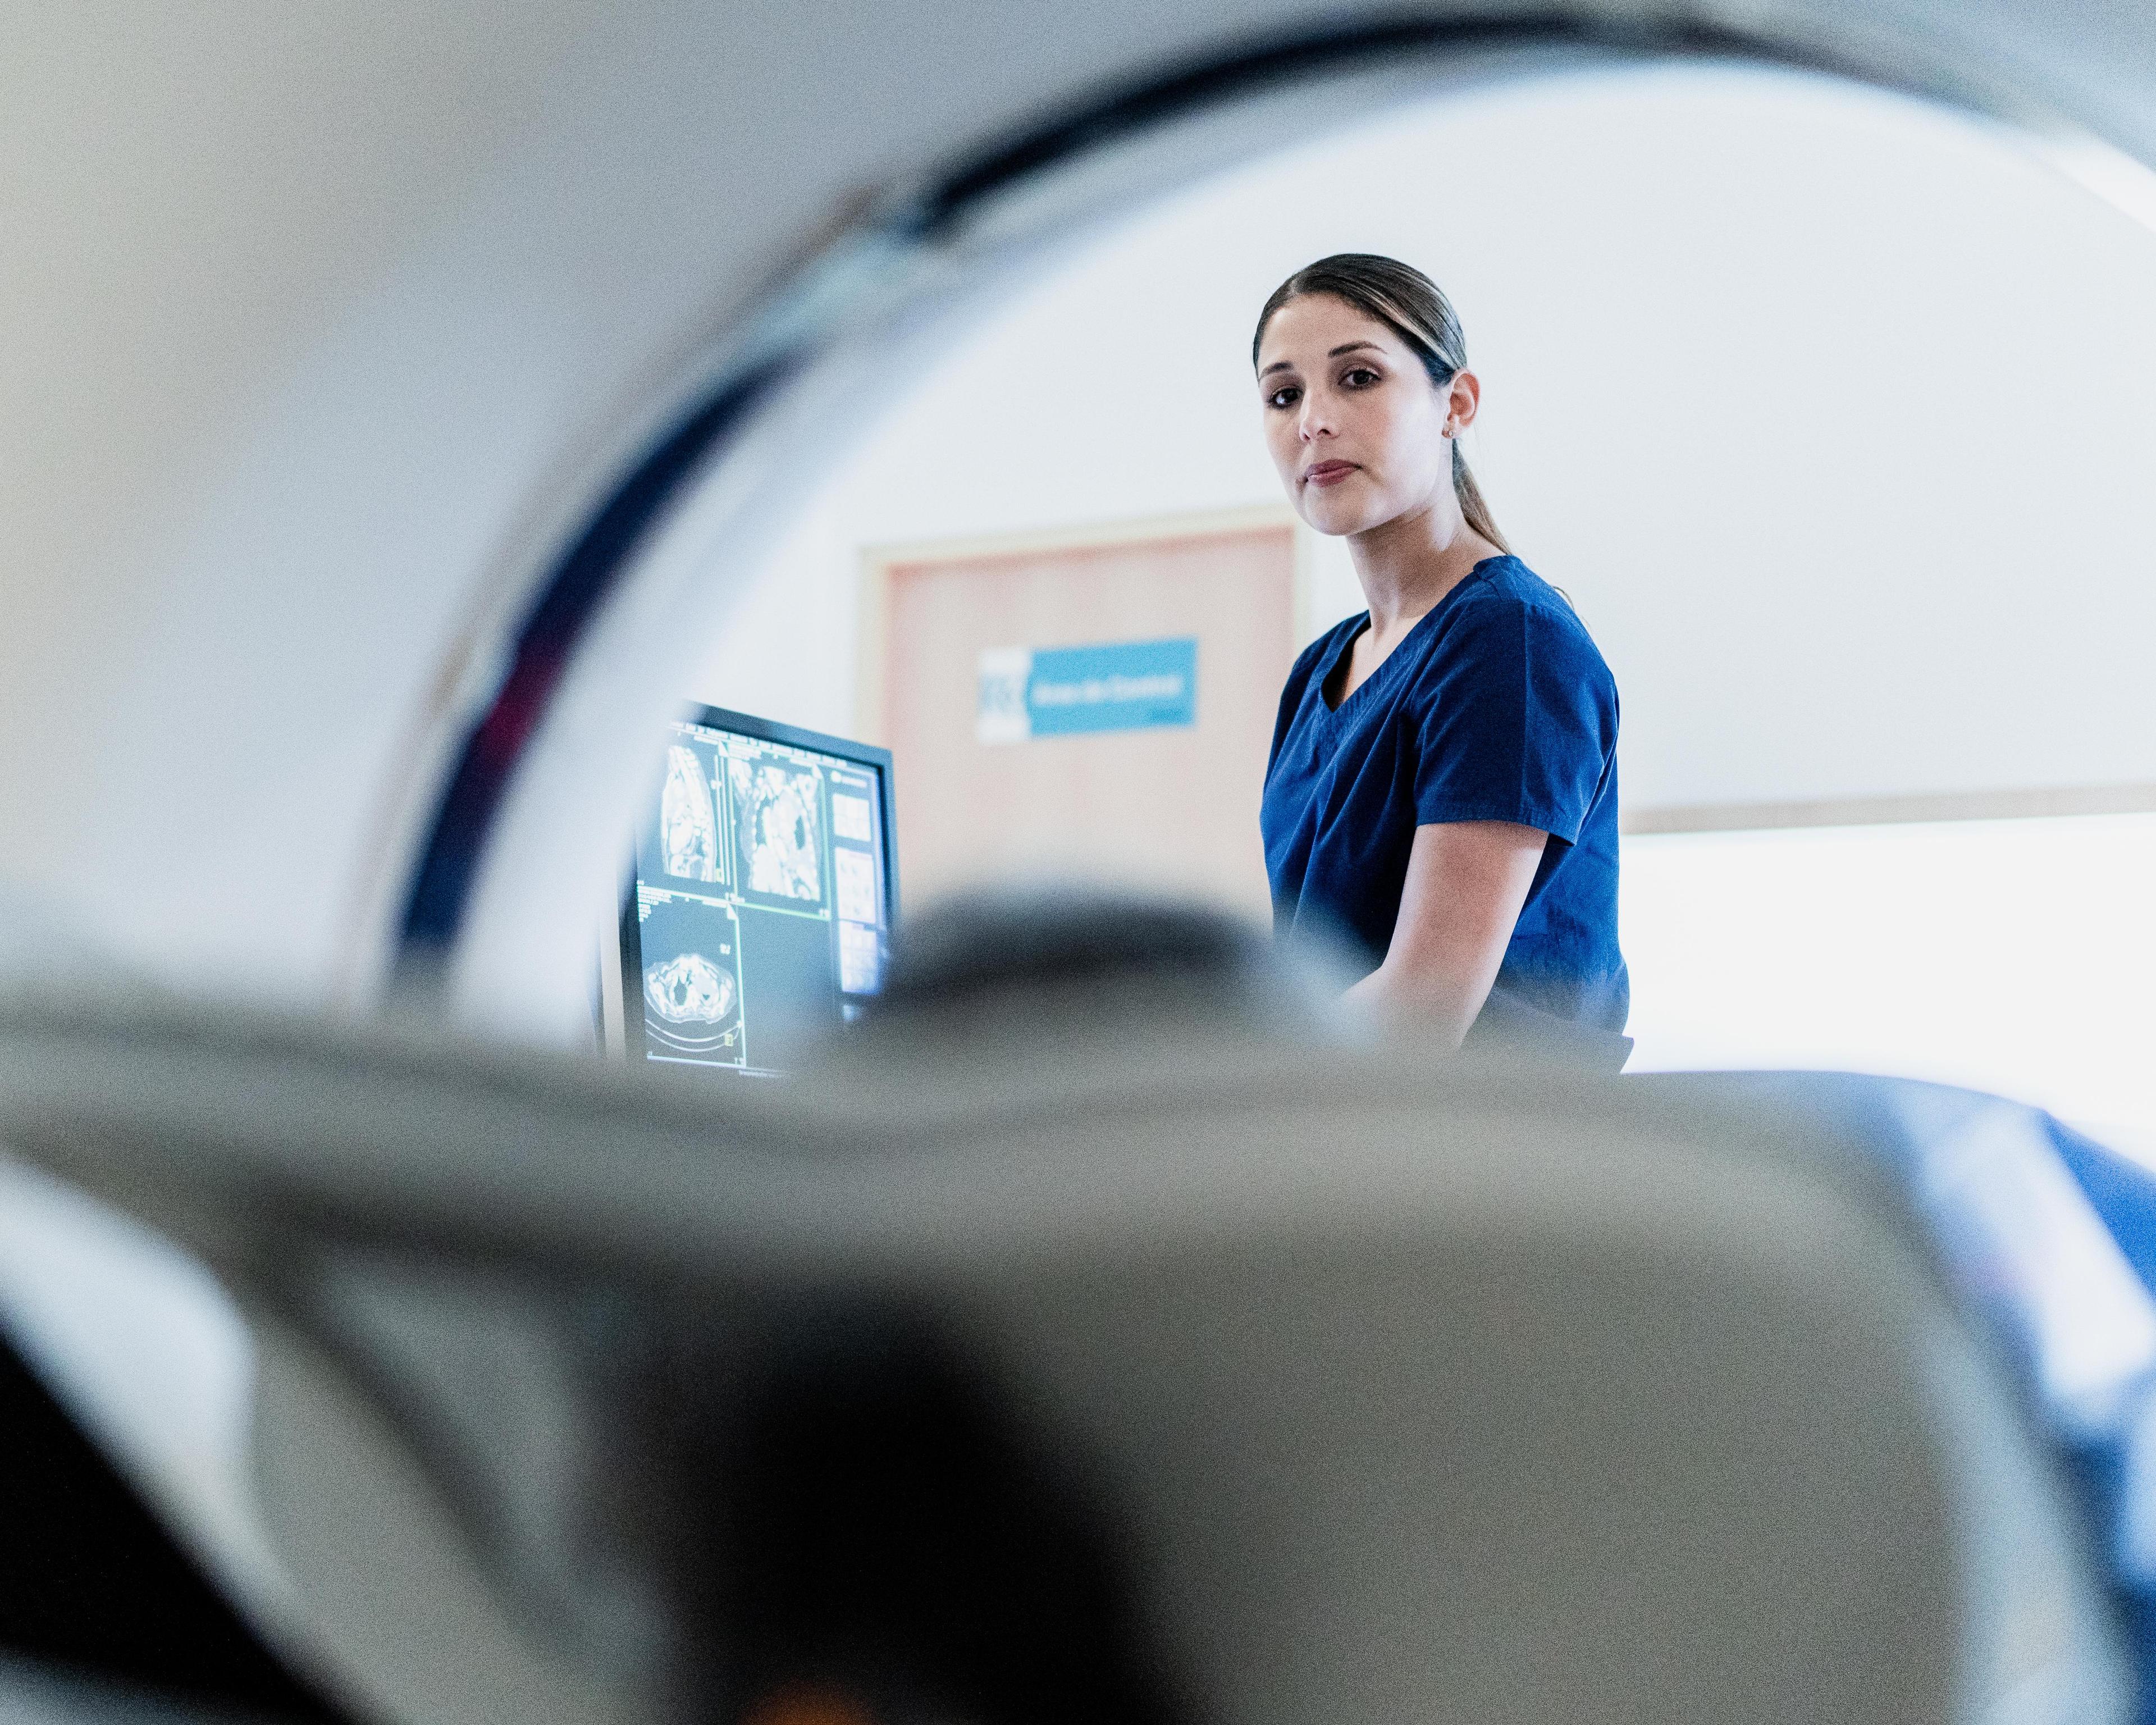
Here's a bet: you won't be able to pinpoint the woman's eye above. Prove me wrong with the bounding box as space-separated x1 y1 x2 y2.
1341 366 1380 389
1266 385 1300 409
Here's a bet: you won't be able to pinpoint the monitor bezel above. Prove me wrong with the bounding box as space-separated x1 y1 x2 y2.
615 702 899 1071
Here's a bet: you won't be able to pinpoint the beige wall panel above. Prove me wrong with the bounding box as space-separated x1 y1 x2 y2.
880 524 1296 915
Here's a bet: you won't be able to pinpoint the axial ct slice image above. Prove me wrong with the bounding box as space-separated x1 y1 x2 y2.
634 893 746 1060
643 952 736 1024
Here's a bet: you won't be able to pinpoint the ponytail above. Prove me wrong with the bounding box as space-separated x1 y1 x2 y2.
1451 441 1509 555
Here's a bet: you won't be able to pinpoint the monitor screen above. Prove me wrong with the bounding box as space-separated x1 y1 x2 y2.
618 705 897 1076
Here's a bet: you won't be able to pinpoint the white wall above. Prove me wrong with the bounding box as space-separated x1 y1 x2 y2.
697 62 2156 816
1623 813 2156 1149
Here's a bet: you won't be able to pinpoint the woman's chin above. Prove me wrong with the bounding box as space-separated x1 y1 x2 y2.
1299 500 1383 539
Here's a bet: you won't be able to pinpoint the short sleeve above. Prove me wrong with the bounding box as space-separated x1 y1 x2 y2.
1410 596 1617 845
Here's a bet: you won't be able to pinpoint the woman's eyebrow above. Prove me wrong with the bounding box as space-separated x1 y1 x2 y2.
1260 339 1382 380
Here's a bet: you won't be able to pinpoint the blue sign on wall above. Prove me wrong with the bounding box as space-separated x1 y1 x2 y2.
977 637 1198 743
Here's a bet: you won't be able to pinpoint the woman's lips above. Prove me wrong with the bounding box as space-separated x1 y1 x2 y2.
1304 460 1358 487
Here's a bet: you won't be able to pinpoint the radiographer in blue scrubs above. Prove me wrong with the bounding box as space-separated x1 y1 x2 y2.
1255 254 1630 1064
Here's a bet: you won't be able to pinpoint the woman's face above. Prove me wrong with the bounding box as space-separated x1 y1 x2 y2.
1256 293 1471 538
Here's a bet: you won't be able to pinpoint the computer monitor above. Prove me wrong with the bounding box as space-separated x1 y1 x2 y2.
610 704 898 1076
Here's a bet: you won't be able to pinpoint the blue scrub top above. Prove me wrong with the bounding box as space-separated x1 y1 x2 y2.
1261 555 1630 1036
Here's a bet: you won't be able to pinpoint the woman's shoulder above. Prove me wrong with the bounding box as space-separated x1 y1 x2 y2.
1413 556 1617 720
1454 555 1584 623
1443 557 1607 657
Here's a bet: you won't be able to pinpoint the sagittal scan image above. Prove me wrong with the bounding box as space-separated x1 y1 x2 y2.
660 744 720 883
729 756 823 903
636 893 745 1062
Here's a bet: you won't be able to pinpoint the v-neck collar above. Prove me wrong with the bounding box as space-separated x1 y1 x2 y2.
1319 556 1507 715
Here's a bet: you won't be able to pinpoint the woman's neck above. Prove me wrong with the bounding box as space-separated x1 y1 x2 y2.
1348 494 1499 637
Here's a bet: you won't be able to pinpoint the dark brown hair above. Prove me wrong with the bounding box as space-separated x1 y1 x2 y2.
1253 253 1510 554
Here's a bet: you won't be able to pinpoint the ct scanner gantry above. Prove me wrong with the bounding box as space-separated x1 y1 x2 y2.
6 4 2156 1724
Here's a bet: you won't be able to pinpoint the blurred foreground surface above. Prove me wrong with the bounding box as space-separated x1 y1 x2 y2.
0 906 2144 1724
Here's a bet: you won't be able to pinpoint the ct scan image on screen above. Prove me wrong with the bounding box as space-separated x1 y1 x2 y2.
621 706 896 1076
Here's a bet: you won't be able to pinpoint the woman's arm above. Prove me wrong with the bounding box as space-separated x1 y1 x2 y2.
1344 820 1547 1046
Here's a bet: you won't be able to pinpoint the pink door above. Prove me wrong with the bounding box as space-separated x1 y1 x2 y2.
878 521 1298 916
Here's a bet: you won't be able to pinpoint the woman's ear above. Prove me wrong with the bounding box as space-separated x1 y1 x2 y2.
1444 368 1482 437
